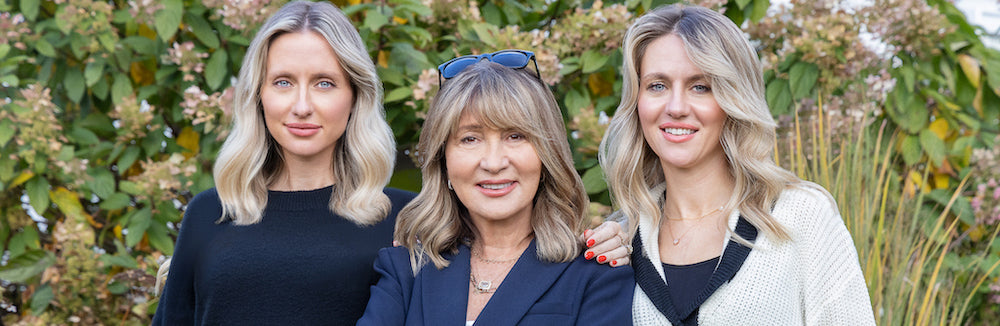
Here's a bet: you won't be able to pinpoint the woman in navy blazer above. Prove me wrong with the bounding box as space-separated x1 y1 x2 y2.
357 54 633 325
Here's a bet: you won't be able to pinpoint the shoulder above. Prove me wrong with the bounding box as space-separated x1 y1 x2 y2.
565 255 634 284
374 246 416 278
181 188 225 227
773 182 839 223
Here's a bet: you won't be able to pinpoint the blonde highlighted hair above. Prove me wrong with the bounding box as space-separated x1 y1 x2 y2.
213 0 394 225
600 4 798 242
395 62 588 273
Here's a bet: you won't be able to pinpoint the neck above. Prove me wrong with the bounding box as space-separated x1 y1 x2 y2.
269 154 336 191
661 153 734 219
472 218 533 258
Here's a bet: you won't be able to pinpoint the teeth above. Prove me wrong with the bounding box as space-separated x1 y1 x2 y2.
480 182 513 190
663 128 694 135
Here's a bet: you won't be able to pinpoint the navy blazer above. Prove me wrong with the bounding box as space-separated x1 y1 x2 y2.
357 240 634 325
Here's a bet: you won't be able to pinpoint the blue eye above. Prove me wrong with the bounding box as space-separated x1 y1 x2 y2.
692 84 712 93
648 83 666 92
318 81 334 88
275 80 291 87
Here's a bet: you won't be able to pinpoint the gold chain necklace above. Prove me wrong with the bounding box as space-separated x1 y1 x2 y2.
469 238 528 294
665 206 723 246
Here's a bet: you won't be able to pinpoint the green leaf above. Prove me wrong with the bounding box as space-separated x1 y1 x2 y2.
581 166 608 195
765 78 792 115
789 62 819 99
64 68 85 103
147 222 174 255
111 74 133 104
107 281 129 295
99 192 132 211
154 0 184 42
0 250 54 283
119 180 143 195
87 168 115 199
750 0 769 22
205 50 228 90
99 253 139 269
363 10 389 32
186 12 220 49
0 43 9 58
126 207 153 248
29 284 52 315
35 38 56 57
26 176 49 215
900 133 922 166
581 50 610 74
471 23 497 47
919 129 946 166
0 119 14 146
84 60 105 87
735 0 753 9
21 0 40 21
0 74 18 87
117 146 141 173
68 126 99 145
385 87 412 103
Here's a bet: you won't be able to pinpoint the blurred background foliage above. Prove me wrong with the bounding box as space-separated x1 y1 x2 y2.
0 0 998 324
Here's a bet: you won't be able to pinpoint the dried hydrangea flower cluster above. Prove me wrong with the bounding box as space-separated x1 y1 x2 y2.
110 95 158 144
9 85 68 172
162 42 210 82
204 0 288 32
181 85 235 139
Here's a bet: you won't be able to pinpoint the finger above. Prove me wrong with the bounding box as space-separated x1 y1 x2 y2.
601 246 631 267
578 228 594 245
610 256 631 268
585 221 622 248
583 235 625 263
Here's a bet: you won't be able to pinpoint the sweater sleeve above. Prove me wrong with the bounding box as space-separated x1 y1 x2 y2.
797 187 876 326
151 189 221 325
356 247 413 326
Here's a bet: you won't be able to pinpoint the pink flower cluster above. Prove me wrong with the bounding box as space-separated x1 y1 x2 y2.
181 85 234 139
162 42 210 82
128 0 164 27
203 0 286 33
0 12 31 50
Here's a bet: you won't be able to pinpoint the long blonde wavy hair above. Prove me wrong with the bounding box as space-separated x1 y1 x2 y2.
213 1 394 226
600 5 799 243
395 62 588 273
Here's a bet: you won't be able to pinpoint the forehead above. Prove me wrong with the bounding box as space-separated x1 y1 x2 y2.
266 31 345 74
640 34 703 78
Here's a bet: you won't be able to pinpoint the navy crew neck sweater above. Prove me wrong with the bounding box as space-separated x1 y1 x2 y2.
152 186 415 325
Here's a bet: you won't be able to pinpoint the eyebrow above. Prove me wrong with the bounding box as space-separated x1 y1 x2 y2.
639 72 709 84
265 71 345 81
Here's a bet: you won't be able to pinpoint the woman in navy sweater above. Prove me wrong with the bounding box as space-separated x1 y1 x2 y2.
152 1 415 324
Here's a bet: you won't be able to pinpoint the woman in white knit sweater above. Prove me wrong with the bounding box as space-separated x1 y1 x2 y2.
599 5 875 325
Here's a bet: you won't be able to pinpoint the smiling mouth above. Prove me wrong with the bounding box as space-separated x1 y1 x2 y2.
479 182 513 190
662 127 696 135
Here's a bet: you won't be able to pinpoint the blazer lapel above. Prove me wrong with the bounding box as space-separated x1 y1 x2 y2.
473 239 571 325
421 245 471 325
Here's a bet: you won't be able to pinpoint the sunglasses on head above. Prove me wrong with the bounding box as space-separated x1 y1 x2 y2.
437 49 541 87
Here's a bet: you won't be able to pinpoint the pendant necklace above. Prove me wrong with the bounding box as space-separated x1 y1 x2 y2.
469 239 526 294
665 206 723 246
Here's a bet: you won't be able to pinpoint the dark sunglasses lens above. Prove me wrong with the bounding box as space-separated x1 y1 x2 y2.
442 57 480 79
491 52 530 68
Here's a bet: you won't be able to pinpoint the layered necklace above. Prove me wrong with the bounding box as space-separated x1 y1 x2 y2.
664 206 723 246
469 237 530 294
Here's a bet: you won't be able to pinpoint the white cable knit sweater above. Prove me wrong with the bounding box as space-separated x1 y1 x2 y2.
632 182 876 325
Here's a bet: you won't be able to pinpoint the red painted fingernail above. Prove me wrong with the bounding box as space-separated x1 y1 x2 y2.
612 260 618 266
585 251 594 260
586 239 595 247
598 255 607 263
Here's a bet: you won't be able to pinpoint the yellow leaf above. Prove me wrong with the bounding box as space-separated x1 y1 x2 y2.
176 126 200 158
348 0 362 5
970 225 985 242
8 171 35 189
957 54 980 86
378 50 389 69
49 187 89 225
928 119 949 140
138 24 157 40
932 173 949 189
393 16 408 25
114 224 123 241
973 81 983 116
130 62 155 86
587 73 613 97
904 171 931 197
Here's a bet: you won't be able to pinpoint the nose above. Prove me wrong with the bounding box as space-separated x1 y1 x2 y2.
291 87 312 118
664 88 688 119
479 140 509 173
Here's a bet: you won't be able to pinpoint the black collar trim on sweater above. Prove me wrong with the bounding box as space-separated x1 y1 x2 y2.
631 216 758 325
